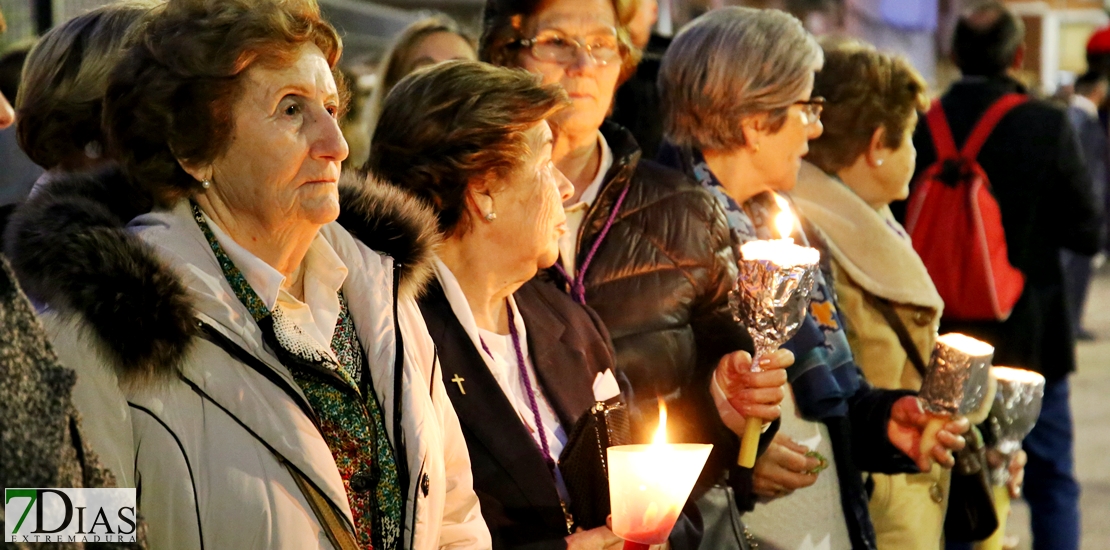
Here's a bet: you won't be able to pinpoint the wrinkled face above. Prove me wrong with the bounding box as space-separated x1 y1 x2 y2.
749 77 824 193
204 42 348 229
518 0 623 138
486 121 574 271
873 114 918 204
404 31 476 73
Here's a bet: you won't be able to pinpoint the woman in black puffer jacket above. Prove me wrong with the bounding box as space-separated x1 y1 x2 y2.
478 1 794 548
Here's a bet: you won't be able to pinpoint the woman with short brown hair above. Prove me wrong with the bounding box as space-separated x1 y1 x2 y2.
792 43 987 550
792 44 939 550
6 0 489 548
370 59 632 549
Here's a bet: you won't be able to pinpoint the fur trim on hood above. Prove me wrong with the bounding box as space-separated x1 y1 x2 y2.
336 170 440 298
4 165 440 384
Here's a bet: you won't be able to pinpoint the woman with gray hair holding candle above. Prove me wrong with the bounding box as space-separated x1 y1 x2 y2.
657 8 971 549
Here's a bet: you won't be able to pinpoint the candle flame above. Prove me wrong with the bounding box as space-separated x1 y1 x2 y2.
937 333 994 357
652 398 667 445
773 194 795 239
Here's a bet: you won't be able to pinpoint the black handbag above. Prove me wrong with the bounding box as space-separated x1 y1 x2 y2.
944 428 1000 541
557 395 631 530
864 293 999 542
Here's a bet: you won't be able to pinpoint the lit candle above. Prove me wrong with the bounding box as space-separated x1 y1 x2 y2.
917 333 994 466
608 402 712 550
731 194 820 467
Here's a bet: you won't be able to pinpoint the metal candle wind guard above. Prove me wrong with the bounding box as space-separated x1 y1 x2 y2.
917 336 994 416
987 367 1045 485
730 256 819 361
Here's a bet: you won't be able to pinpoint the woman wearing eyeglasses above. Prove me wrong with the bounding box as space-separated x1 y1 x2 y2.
480 1 795 550
657 9 970 550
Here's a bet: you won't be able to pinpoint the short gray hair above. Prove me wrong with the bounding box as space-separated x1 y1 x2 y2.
659 7 822 151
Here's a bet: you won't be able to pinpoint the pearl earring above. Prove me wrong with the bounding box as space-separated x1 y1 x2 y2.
753 142 761 153
485 212 497 222
875 159 884 167
201 179 212 189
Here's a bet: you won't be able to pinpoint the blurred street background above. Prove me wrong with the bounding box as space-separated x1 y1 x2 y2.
1007 262 1110 550
5 0 1110 97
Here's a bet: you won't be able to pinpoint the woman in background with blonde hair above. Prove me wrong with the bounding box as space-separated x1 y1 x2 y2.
355 12 475 164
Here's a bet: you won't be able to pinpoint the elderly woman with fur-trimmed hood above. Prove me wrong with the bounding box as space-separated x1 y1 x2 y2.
3 0 490 548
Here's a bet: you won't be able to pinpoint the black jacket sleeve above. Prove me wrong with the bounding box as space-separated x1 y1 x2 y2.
847 380 920 474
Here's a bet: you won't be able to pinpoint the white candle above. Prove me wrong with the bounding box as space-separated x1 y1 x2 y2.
739 239 820 267
608 403 712 546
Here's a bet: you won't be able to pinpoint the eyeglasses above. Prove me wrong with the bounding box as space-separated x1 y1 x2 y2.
794 96 825 125
518 31 622 67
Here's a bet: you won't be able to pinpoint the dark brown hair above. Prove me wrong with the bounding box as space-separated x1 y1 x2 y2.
16 3 149 170
953 0 1024 77
806 43 928 173
479 0 640 84
103 0 344 205
366 60 567 236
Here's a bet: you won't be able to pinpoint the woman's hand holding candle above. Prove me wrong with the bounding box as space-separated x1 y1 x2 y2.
752 433 822 499
887 395 970 472
987 448 1027 498
712 349 793 433
564 525 623 550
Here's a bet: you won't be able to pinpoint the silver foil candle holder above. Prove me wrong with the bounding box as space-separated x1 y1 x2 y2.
916 333 994 464
987 366 1045 485
729 239 820 467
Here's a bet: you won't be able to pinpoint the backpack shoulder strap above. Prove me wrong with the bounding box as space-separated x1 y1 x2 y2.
961 93 1028 159
925 99 960 159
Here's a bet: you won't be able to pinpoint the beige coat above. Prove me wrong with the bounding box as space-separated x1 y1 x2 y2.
8 170 491 550
792 161 948 550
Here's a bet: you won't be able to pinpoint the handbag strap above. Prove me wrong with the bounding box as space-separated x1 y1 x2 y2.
863 292 929 379
287 463 361 550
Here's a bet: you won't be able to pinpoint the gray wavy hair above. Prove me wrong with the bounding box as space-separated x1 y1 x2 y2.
659 7 823 151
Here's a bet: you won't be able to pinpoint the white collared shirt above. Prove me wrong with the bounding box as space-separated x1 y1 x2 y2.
204 212 348 353
558 132 613 275
432 258 569 500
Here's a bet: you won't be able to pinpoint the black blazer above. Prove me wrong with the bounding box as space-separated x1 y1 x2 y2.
420 277 615 550
901 75 1104 380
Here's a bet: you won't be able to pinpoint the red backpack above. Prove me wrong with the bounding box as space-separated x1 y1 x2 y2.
905 94 1027 321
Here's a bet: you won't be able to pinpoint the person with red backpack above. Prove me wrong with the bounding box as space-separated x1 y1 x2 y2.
901 2 1104 549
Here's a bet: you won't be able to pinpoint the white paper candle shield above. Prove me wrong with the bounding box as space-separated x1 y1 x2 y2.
607 443 712 545
987 366 1045 485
